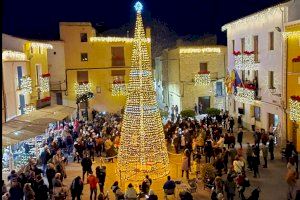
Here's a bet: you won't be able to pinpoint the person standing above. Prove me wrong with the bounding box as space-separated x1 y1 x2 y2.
40 146 51 175
229 117 234 133
46 163 56 193
262 144 268 168
70 176 84 200
87 171 98 200
96 166 106 193
81 154 92 182
238 115 242 128
225 175 236 200
246 143 253 171
181 153 190 180
237 128 243 149
124 183 137 199
175 105 179 116
194 103 198 115
198 103 203 114
252 153 260 178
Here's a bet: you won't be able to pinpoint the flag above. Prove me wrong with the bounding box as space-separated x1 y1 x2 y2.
233 70 242 94
225 69 233 94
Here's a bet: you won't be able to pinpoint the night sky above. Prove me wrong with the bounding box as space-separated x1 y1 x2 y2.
3 0 286 44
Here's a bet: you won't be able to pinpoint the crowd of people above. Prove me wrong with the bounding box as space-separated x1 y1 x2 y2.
2 108 300 200
163 109 299 200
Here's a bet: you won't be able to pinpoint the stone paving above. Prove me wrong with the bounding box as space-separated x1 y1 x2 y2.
58 128 300 200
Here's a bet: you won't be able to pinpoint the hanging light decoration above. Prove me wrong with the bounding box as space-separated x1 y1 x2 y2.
235 87 255 104
180 47 221 54
30 42 53 49
90 37 150 43
74 82 92 96
282 31 300 39
24 104 36 114
112 81 127 96
2 50 26 61
289 96 300 122
39 74 50 93
194 71 211 86
20 76 32 94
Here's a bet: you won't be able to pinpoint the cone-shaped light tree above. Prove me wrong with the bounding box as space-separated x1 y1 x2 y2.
117 1 170 181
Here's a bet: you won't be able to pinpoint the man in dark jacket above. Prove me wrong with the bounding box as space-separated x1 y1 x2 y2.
40 146 51 175
163 176 176 190
237 128 243 149
81 154 92 182
35 175 49 200
70 176 84 200
96 166 106 193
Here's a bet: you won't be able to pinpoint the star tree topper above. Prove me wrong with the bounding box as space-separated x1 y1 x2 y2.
134 1 143 13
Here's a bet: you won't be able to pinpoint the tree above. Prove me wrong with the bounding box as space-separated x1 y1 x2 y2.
206 108 221 117
180 109 196 118
117 2 169 181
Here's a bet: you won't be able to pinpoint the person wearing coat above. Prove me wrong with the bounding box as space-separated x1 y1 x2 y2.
262 144 268 168
124 183 137 199
34 176 49 200
9 181 23 200
23 183 35 200
70 176 84 200
147 189 158 200
181 154 190 180
46 163 56 192
96 166 106 193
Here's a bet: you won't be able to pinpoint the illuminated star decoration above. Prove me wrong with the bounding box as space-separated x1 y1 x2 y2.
134 1 143 13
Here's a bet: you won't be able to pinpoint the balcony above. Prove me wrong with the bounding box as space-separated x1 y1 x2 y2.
36 97 51 109
50 81 62 91
234 51 259 70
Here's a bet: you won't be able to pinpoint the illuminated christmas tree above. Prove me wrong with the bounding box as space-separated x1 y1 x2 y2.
117 1 169 181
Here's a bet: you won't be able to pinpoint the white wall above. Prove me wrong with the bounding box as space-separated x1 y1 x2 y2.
225 6 287 143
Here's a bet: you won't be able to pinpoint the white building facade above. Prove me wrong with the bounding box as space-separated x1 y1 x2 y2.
222 1 300 146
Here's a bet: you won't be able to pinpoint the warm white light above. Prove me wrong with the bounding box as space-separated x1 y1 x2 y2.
194 74 211 86
222 6 282 31
90 37 150 43
117 4 169 181
30 42 53 49
234 54 259 70
74 82 92 96
39 77 50 92
283 31 300 39
180 47 221 54
112 83 127 96
2 50 26 61
24 105 36 114
235 87 255 104
290 99 300 122
20 76 32 94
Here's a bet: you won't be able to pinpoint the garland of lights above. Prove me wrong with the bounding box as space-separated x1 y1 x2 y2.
90 37 151 43
234 53 259 70
2 50 26 61
117 1 169 181
39 76 50 92
180 47 221 54
194 73 211 86
222 5 283 31
290 97 300 122
283 31 300 39
74 82 92 96
20 76 32 94
235 87 255 104
112 83 127 96
30 42 53 49
76 92 94 104
24 105 36 114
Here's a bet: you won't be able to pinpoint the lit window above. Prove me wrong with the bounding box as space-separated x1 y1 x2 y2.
269 32 274 50
81 53 88 62
111 47 125 66
199 63 208 72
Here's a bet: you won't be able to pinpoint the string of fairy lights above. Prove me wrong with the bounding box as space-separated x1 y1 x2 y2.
20 76 32 95
235 87 255 104
289 98 300 122
117 1 169 181
194 74 211 86
39 77 50 92
90 37 150 43
74 82 93 96
2 50 27 61
111 83 127 96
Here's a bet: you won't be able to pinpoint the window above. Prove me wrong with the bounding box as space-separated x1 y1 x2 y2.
111 70 125 76
77 71 89 84
200 62 208 72
232 40 235 53
111 47 125 66
38 47 42 54
81 33 88 42
269 32 274 50
268 71 274 89
241 38 245 53
253 35 259 62
17 66 23 89
30 46 34 54
216 82 223 96
254 106 261 121
81 53 88 61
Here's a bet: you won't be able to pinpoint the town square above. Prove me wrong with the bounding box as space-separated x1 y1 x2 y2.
2 0 300 199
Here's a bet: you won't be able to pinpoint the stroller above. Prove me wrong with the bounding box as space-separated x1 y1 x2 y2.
247 187 260 200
